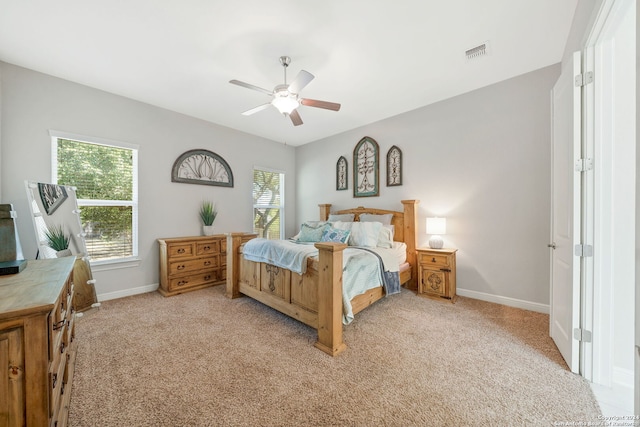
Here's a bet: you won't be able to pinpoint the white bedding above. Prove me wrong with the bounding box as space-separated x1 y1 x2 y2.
242 238 405 325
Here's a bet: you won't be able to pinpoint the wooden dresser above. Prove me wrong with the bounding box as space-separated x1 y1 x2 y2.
158 235 227 296
0 257 77 427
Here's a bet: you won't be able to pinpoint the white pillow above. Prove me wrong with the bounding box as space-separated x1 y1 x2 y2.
377 225 394 248
359 213 393 225
328 213 355 222
349 222 382 247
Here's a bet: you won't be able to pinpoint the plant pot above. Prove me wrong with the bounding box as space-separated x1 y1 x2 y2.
202 225 215 236
55 249 73 258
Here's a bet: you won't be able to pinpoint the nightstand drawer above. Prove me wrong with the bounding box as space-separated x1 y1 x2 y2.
418 252 450 267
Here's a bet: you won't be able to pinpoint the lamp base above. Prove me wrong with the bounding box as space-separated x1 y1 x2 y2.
428 235 444 249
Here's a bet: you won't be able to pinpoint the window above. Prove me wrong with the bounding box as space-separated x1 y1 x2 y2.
52 132 138 264
253 168 284 239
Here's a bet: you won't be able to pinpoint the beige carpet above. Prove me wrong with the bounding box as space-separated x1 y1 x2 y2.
69 286 601 426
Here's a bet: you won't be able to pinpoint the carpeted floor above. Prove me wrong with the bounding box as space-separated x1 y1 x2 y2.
68 285 601 426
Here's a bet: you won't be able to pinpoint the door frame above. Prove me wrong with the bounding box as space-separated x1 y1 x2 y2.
583 0 636 399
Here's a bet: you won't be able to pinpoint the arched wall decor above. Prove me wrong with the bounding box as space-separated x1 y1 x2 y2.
386 145 403 186
171 149 234 187
353 136 379 197
336 156 348 191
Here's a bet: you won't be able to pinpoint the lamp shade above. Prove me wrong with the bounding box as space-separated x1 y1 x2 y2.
426 217 446 235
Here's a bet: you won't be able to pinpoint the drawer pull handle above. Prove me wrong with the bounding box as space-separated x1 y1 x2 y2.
431 257 437 263
204 245 211 250
53 319 66 331
52 373 58 389
204 261 212 266
177 265 186 270
9 365 20 377
204 275 211 281
60 342 66 354
177 280 188 286
440 268 451 272
177 248 186 254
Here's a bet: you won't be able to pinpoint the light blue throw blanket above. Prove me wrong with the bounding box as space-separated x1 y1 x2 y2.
242 238 400 324
242 238 318 274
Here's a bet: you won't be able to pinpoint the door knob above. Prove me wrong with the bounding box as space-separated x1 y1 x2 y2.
548 243 557 249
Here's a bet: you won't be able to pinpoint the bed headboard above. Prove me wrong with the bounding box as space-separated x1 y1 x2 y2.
319 200 420 284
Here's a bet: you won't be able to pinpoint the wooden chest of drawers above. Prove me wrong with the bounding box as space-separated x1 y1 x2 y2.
158 235 227 296
416 248 457 302
0 257 77 427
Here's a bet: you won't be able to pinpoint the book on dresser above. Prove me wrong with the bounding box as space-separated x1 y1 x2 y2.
0 256 77 427
157 235 227 296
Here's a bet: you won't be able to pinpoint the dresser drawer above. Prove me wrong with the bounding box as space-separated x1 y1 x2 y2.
169 256 217 275
197 240 220 255
418 252 451 268
168 243 195 258
168 271 219 291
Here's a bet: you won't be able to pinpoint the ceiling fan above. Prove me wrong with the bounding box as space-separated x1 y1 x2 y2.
229 56 341 126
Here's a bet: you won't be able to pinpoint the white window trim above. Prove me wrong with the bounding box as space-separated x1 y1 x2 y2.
50 130 140 267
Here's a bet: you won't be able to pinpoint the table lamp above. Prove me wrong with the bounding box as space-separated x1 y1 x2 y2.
426 217 446 249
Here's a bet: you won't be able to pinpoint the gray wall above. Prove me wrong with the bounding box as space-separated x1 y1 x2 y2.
0 62 296 298
296 64 560 309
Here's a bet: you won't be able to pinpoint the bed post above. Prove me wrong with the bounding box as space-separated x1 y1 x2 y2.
226 232 257 299
318 204 332 221
401 200 420 291
314 241 347 356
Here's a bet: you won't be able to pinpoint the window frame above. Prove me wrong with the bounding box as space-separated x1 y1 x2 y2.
252 166 285 240
50 130 140 269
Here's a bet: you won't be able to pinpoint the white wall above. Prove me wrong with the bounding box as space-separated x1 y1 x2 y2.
296 64 560 309
0 62 296 299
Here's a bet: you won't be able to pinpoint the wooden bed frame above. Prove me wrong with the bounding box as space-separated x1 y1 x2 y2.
226 200 419 356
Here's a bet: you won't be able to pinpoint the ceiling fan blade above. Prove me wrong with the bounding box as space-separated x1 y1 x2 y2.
300 98 341 111
229 79 273 96
288 70 314 94
242 103 272 116
289 109 303 126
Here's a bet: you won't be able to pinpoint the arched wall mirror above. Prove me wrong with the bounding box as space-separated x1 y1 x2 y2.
24 180 98 311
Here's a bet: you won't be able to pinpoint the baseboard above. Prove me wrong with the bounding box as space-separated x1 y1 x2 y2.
456 288 549 314
97 283 159 302
613 366 635 390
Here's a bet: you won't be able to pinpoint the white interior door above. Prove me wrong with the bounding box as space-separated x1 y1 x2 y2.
550 51 582 374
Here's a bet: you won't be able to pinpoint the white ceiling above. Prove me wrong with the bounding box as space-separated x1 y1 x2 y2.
0 1 578 146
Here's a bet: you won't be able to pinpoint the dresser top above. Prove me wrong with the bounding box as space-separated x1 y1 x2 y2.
157 235 226 244
0 257 75 320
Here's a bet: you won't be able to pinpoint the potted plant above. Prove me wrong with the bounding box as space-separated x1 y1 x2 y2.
44 224 71 257
199 201 217 236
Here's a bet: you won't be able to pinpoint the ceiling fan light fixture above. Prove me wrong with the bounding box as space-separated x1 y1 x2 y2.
271 93 299 114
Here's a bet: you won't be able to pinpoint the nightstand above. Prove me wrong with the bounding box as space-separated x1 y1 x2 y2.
416 247 457 302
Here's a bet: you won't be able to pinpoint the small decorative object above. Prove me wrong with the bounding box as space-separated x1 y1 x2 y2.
353 136 379 197
0 204 27 275
172 149 234 187
386 145 402 186
336 156 348 191
38 183 68 215
426 217 446 249
44 224 72 257
199 201 217 236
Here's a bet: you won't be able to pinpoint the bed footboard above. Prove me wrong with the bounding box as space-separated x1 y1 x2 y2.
225 233 348 356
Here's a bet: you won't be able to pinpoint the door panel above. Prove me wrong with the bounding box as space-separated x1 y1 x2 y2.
550 51 581 373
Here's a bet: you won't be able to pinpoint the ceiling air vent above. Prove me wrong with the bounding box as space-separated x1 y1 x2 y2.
465 41 490 61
